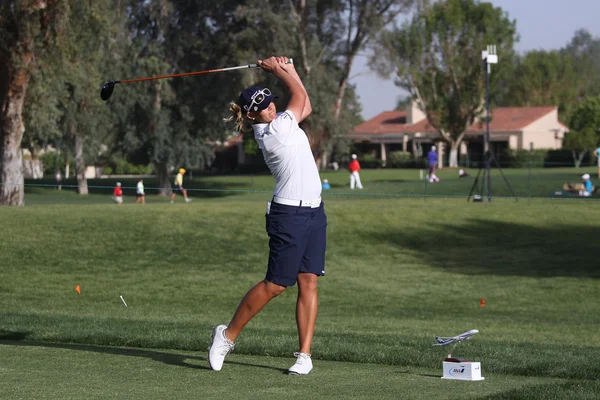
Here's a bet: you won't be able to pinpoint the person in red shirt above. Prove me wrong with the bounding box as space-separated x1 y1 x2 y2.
113 182 123 204
348 154 363 189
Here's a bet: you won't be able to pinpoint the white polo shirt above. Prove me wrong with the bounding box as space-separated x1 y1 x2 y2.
253 110 322 201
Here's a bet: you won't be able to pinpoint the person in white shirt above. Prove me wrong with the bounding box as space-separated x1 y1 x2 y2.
136 179 145 204
209 56 325 375
55 169 62 191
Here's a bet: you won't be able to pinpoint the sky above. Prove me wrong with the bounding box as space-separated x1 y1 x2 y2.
349 0 600 121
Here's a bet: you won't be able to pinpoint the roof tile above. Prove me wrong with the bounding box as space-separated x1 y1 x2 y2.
351 106 565 135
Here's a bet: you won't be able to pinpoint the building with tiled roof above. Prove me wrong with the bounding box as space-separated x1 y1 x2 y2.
348 102 568 167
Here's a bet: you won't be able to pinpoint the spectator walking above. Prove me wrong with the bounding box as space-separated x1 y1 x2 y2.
427 146 439 183
136 179 145 204
55 169 62 191
113 182 123 204
349 154 363 189
170 168 192 204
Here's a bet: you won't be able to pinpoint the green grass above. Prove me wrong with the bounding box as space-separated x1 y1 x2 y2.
3 343 597 400
1 179 600 399
23 167 600 204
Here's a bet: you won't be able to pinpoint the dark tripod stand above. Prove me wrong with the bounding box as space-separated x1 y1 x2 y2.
467 149 518 202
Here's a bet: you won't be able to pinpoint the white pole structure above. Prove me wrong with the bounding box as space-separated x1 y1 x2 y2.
481 45 498 202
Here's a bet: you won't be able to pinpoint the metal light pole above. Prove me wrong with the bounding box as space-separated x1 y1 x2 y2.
482 45 498 202
468 46 517 203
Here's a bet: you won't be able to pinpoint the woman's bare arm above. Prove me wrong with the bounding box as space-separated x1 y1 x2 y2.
258 56 309 122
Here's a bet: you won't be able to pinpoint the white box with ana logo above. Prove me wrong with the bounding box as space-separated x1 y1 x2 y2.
442 361 485 381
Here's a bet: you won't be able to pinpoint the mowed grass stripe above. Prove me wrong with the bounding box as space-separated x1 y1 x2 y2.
1 193 599 393
2 342 598 400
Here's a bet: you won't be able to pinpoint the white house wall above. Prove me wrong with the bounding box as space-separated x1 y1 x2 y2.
407 101 427 125
521 109 565 150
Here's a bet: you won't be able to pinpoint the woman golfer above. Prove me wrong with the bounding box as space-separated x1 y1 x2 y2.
209 56 326 375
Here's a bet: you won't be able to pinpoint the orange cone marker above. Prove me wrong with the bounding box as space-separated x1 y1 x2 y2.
75 285 81 294
480 298 485 307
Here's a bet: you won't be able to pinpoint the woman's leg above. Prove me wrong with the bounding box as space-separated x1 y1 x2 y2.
225 280 286 342
296 273 318 354
354 172 363 189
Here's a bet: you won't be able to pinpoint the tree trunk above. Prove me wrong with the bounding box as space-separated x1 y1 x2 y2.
333 57 354 120
578 154 585 168
65 151 70 179
572 150 586 168
0 66 30 206
319 152 329 170
449 140 459 168
156 162 171 196
315 66 349 171
151 84 171 195
74 134 88 195
30 148 43 179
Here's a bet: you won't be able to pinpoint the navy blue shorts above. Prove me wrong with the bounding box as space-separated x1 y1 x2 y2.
265 201 327 287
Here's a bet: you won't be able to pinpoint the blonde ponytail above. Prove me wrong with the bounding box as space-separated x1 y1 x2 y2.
224 102 251 133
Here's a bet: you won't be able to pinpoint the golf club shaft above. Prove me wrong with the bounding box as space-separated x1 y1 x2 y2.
118 59 293 84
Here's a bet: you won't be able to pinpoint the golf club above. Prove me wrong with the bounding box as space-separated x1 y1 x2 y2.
100 59 293 101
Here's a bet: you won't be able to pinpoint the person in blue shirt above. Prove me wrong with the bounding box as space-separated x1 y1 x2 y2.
580 174 593 197
322 179 331 190
427 145 439 182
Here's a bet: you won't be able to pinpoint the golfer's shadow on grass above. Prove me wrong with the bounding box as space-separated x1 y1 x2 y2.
0 335 286 373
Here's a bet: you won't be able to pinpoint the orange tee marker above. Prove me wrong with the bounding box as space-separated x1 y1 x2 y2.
75 285 81 294
480 298 485 307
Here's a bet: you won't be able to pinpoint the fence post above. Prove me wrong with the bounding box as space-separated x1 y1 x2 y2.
528 142 533 204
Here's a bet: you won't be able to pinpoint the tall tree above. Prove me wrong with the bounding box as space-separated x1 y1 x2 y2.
233 1 408 167
500 30 600 120
21 65 65 170
563 127 598 168
374 0 517 167
59 0 117 195
503 50 578 118
111 0 238 194
564 95 600 167
563 29 600 99
291 0 414 167
234 1 350 165
0 0 68 206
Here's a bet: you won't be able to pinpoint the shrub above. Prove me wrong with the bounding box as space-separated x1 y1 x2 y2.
103 157 152 175
40 152 74 175
504 149 549 168
359 153 384 168
546 149 593 167
387 151 427 168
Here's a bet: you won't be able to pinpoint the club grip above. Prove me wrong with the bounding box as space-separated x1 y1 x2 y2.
250 58 294 68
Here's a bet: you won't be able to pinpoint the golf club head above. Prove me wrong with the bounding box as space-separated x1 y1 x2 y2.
100 81 117 101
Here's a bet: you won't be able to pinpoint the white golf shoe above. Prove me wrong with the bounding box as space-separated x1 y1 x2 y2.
288 352 313 375
185 198 192 203
208 325 234 371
